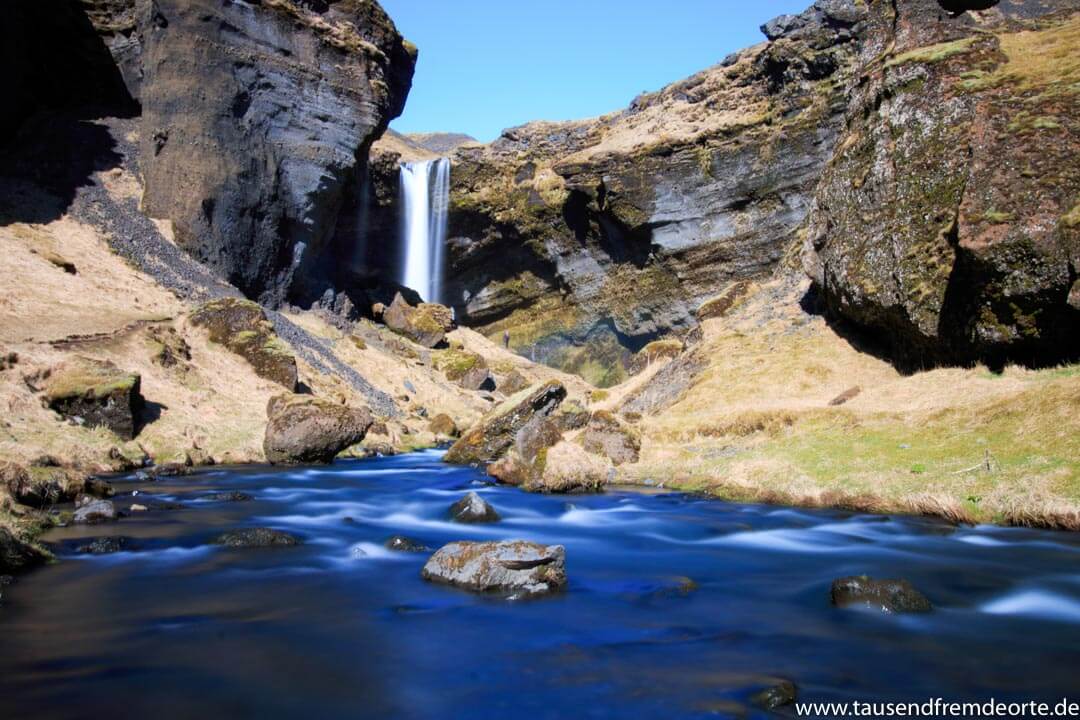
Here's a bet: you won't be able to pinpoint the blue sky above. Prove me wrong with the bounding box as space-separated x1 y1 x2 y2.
380 1 811 142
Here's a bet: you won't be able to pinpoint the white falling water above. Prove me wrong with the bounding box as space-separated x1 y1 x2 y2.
400 158 450 304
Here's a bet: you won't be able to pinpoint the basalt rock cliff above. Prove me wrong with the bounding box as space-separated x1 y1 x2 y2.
370 0 1079 383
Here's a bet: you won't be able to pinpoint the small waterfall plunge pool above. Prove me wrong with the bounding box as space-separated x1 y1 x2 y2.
1 450 1078 719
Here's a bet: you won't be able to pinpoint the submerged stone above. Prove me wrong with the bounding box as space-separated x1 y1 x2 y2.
830 575 932 613
213 528 301 548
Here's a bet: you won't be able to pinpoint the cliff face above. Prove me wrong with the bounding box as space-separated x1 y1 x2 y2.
375 1 869 385
803 0 1080 369
136 0 416 306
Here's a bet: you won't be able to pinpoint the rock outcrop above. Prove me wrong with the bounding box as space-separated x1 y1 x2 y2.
802 1 1080 369
190 298 298 391
43 358 144 439
364 1 867 385
444 381 567 465
263 394 374 464
582 411 641 466
137 0 416 305
421 540 567 597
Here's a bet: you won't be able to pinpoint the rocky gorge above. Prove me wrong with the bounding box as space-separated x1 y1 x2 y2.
0 3 1077 714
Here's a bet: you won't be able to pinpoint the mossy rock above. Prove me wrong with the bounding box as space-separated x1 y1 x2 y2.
432 349 485 382
582 410 641 466
263 394 374 465
43 357 144 439
382 293 454 348
190 298 297 391
696 281 754 321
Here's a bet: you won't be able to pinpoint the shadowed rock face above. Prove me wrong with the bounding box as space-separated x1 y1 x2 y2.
803 0 1080 370
137 0 415 306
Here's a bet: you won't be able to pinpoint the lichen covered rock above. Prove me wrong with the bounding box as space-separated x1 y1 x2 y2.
43 357 144 439
382 293 454 348
263 394 373 464
421 540 567 597
444 381 567 465
190 298 298 390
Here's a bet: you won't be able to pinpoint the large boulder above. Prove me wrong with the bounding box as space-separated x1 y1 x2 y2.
381 293 455 348
432 349 494 390
263 394 373 464
421 540 567 598
74 499 117 525
830 575 933 613
582 410 641 466
43 357 143 439
803 2 1080 369
190 298 298 390
137 0 416 304
444 381 567 465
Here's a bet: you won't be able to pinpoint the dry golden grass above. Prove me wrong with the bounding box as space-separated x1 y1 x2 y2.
620 279 1080 529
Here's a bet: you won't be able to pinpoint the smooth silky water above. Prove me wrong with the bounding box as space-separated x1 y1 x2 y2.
1 450 1078 719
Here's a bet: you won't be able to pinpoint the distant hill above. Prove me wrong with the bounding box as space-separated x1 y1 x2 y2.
403 132 478 154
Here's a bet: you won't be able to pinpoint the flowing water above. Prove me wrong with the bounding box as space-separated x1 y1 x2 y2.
400 158 450 304
1 450 1078 719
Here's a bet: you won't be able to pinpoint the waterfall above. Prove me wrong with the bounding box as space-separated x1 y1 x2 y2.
400 158 450 304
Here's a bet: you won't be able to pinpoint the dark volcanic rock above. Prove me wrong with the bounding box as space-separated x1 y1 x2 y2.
385 535 428 552
76 536 131 555
830 575 933 613
803 1 1080 369
213 528 301 548
43 357 144 439
263 394 374 465
204 491 254 503
421 540 567 597
448 492 500 524
190 298 298 391
751 680 798 710
444 381 567 465
137 0 416 305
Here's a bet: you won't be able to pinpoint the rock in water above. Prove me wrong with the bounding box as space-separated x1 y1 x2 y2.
213 528 301 548
830 575 932 613
444 381 567 465
73 500 117 525
382 293 455 348
421 540 567 598
204 491 254 503
76 536 131 555
190 298 298 390
0 527 48 575
43 358 144 439
385 535 428 552
137 0 416 304
751 680 798 710
448 492 500 524
263 394 373 464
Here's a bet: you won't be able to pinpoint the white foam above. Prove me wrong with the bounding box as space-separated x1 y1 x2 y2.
980 590 1080 623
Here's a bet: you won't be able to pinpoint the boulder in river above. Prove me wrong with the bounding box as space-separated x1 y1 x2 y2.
448 492 500 524
73 499 117 525
444 381 567 466
204 491 254 503
263 394 373 464
421 540 567 598
213 528 301 548
76 536 131 555
830 575 932 613
42 357 144 439
385 535 428 553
